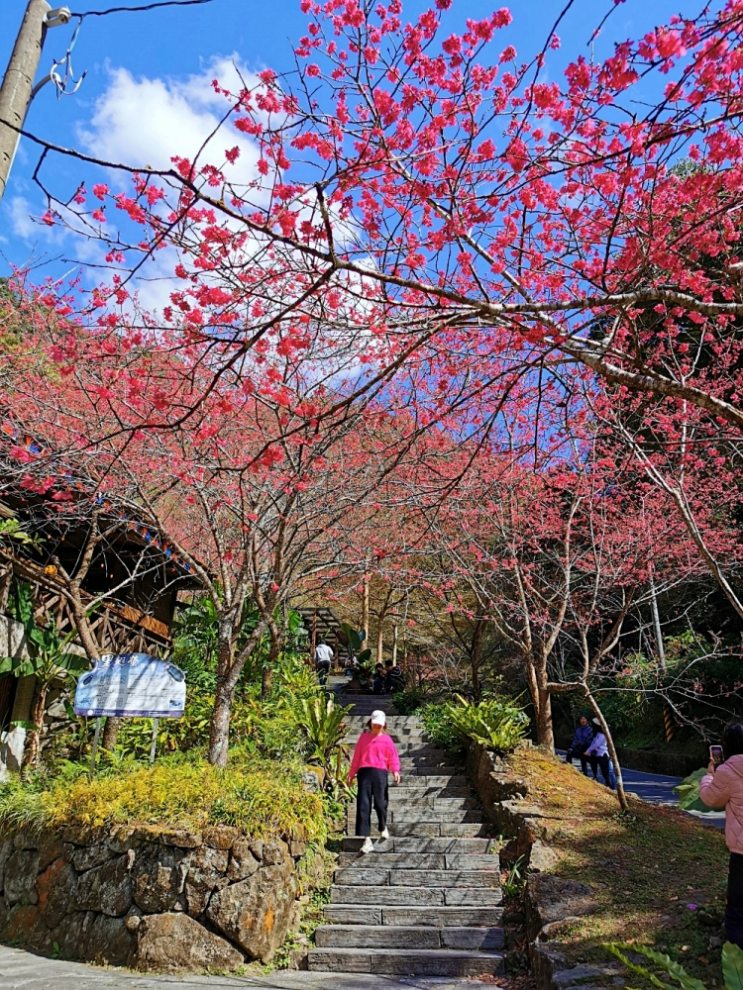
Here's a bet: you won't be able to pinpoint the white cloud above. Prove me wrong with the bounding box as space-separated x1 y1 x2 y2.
8 196 36 240
77 55 263 190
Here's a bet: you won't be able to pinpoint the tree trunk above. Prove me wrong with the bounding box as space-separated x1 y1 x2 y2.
586 693 629 812
261 620 282 699
102 716 120 751
21 682 47 770
535 686 554 750
376 621 384 663
526 652 555 749
649 574 666 669
362 565 370 642
208 677 233 767
470 620 483 702
207 621 237 766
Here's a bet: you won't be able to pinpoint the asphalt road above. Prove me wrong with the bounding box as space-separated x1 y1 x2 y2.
562 753 726 828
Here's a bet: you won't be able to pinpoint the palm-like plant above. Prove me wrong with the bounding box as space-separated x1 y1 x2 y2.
297 695 352 785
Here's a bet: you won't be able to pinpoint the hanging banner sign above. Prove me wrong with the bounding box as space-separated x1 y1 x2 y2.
74 654 186 718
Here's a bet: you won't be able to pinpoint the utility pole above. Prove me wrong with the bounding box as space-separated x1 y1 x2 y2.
0 0 70 201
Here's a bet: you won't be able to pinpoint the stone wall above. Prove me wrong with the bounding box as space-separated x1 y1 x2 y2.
0 822 310 973
465 744 623 990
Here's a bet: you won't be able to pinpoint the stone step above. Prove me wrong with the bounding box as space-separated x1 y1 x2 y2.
352 806 478 822
397 772 464 782
333 867 501 887
385 786 472 799
400 771 464 780
385 797 480 810
342 729 430 752
346 809 483 824
337 852 500 870
341 836 498 854
307 947 505 976
392 822 495 838
324 905 505 927
396 775 468 788
315 924 504 951
391 810 485 824
329 885 503 906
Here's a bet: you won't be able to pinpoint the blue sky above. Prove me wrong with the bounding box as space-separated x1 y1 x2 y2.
0 0 704 296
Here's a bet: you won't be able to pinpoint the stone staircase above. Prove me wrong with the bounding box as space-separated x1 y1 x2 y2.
308 694 505 978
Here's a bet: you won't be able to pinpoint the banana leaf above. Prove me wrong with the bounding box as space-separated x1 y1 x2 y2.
674 767 716 813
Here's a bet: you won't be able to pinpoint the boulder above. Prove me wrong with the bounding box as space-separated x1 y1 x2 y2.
0 837 13 894
4 849 39 905
2 903 44 945
79 911 135 966
71 842 114 873
184 845 230 916
207 862 298 962
227 840 260 883
131 845 187 914
37 858 77 929
202 826 239 850
134 912 243 973
77 854 132 917
262 840 290 867
37 835 69 871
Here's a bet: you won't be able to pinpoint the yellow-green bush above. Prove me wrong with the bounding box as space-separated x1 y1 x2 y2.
0 756 326 843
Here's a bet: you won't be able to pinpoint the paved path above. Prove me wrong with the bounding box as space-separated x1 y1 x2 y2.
0 944 499 990
562 752 725 828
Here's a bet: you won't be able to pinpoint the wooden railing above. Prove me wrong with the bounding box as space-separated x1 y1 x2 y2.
0 551 172 656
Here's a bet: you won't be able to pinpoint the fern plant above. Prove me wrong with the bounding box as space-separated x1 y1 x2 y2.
444 694 529 752
608 941 743 989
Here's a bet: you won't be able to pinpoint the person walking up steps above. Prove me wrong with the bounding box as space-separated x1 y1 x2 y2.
347 709 401 854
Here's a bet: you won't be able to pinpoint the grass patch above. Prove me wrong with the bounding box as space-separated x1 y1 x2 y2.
508 748 727 988
0 753 327 843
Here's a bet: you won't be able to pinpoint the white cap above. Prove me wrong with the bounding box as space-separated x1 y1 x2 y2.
370 710 386 726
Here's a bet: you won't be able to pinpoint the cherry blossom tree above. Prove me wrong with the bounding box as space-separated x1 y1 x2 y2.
24 0 740 436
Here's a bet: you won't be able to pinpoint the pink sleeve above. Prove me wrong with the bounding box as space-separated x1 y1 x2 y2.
348 734 366 781
699 767 731 809
386 737 400 774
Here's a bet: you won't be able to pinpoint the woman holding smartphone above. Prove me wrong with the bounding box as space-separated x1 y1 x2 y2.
699 722 743 949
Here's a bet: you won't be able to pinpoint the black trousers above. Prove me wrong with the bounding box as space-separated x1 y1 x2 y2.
566 747 590 775
727 853 743 949
355 767 389 836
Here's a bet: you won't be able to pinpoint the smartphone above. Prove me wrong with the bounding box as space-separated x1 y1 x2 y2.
710 745 724 767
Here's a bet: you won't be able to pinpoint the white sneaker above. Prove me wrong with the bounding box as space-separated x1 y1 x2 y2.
360 837 374 854
378 827 390 841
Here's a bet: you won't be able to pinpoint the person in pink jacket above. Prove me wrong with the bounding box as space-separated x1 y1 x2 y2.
699 722 743 949
347 709 401 854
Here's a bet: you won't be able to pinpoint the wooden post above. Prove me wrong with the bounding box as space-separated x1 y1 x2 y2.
362 565 370 644
89 717 103 777
149 717 159 764
310 609 317 663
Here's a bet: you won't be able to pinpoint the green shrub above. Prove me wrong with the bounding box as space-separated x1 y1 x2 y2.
394 687 436 714
0 753 326 842
421 695 528 753
445 694 529 752
420 702 466 752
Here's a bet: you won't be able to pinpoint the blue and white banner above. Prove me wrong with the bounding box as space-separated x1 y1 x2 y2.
74 654 186 718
